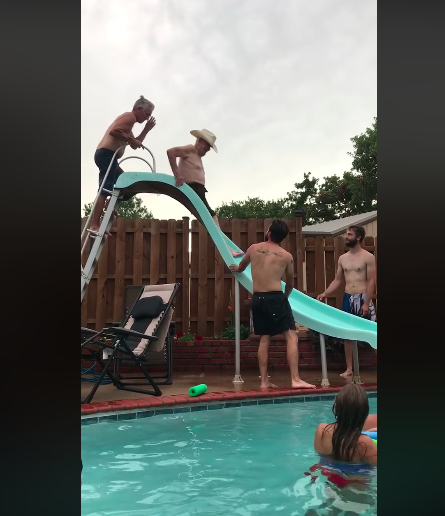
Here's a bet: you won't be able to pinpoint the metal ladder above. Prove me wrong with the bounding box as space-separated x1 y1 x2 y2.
81 145 156 304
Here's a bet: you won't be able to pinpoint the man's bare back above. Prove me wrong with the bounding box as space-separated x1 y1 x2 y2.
230 220 316 391
249 243 293 293
339 248 375 295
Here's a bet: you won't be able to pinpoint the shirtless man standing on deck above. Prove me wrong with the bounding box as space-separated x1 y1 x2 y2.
317 225 376 378
89 96 156 235
230 220 316 390
167 129 244 258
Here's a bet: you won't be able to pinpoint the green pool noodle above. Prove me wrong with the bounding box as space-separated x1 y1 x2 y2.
189 384 208 397
372 439 377 446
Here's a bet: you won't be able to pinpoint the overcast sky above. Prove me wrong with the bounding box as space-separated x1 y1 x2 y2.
81 0 376 220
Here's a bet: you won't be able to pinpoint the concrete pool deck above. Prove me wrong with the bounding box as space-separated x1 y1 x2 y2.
81 369 377 416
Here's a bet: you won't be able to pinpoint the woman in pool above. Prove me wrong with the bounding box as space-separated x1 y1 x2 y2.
303 385 377 514
314 384 377 466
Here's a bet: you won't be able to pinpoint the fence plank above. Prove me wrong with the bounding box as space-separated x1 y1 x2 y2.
305 237 315 296
314 236 326 297
214 247 225 336
189 220 199 335
231 219 241 248
133 219 143 285
181 217 190 333
333 236 345 308
95 236 109 330
150 219 160 284
324 236 336 307
167 219 177 283
197 223 208 337
230 219 241 308
295 216 305 292
247 218 257 247
113 218 126 322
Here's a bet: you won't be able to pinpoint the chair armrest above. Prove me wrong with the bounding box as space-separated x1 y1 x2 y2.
81 327 97 337
103 327 158 342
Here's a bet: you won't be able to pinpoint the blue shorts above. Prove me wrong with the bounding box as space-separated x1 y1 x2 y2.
95 148 124 195
342 293 376 321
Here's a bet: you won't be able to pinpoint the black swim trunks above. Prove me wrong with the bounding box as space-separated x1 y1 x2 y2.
251 291 296 337
95 148 124 195
187 182 216 217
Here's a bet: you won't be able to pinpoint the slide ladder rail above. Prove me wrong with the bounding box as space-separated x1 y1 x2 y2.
81 146 156 304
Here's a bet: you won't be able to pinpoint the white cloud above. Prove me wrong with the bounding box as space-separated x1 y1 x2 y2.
81 0 376 218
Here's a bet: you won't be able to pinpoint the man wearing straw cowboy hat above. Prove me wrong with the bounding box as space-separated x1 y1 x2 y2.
167 129 244 257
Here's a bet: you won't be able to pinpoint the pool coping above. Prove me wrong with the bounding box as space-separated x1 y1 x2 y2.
81 385 377 424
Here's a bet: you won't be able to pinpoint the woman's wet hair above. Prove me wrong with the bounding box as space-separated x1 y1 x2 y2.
268 220 289 243
323 384 370 461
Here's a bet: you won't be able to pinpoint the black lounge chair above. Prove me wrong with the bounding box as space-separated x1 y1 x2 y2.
81 283 181 404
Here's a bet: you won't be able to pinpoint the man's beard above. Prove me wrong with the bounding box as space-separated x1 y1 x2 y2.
345 238 359 248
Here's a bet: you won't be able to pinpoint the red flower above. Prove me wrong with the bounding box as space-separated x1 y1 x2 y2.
196 335 203 341
176 332 184 338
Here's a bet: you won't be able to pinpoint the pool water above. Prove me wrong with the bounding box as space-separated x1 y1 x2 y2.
81 397 377 516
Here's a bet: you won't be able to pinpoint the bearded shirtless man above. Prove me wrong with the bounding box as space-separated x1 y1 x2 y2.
317 225 376 378
230 220 316 390
89 96 156 235
167 129 244 258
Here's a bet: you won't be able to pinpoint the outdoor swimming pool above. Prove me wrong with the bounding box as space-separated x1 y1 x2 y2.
81 395 377 515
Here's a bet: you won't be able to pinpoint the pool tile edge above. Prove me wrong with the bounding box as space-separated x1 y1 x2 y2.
81 386 377 424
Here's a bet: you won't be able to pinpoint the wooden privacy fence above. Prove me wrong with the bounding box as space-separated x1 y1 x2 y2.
81 217 377 337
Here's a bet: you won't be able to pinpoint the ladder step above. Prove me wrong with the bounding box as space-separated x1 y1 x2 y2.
102 188 114 195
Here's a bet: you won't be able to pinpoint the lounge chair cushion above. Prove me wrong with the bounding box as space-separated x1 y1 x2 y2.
131 296 164 320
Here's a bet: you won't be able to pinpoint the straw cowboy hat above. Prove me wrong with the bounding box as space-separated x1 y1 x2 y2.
190 129 218 153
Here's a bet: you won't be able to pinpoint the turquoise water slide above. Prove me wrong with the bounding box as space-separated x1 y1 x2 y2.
115 172 377 349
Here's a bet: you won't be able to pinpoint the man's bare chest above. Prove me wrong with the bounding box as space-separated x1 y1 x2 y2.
342 257 367 274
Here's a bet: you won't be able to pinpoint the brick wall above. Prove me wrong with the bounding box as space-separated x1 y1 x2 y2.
82 332 377 374
173 332 377 372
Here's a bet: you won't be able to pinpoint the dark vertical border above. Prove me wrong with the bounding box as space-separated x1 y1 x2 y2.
378 1 444 514
1 4 79 514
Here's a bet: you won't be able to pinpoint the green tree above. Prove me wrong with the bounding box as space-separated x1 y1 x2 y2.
215 197 292 219
282 172 322 225
209 118 377 224
83 195 153 219
347 117 377 212
284 118 377 223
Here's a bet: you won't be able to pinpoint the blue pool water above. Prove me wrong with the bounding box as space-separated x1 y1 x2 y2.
82 396 377 515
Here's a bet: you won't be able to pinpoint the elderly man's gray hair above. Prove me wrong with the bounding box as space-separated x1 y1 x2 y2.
133 95 155 111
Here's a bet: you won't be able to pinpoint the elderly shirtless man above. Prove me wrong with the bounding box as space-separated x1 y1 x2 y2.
167 129 244 257
89 96 156 235
318 225 376 378
230 220 316 390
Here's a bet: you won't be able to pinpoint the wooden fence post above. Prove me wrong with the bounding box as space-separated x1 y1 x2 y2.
294 210 305 292
181 217 190 333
